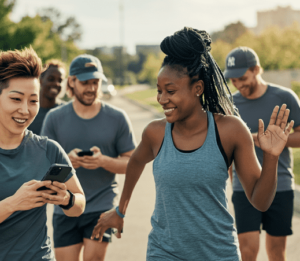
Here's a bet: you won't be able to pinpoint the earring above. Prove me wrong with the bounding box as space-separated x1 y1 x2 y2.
197 94 200 97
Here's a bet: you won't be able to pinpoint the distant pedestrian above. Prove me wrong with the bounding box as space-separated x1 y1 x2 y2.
0 47 85 261
28 59 66 135
41 54 136 261
224 46 300 261
91 27 294 261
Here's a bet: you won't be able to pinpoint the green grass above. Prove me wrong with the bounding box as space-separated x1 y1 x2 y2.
293 148 300 185
125 87 300 185
125 89 163 113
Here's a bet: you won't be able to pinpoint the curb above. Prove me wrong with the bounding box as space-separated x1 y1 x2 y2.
120 93 300 213
121 94 164 119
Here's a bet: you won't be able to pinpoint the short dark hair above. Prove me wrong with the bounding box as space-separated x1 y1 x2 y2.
0 47 42 94
160 27 235 115
40 59 66 78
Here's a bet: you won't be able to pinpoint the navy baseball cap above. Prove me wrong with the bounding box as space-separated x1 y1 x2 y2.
69 54 107 82
223 47 260 79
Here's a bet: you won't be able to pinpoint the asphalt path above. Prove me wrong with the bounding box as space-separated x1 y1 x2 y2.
47 91 300 260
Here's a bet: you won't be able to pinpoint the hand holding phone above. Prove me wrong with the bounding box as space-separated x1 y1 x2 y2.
37 164 72 191
77 150 94 157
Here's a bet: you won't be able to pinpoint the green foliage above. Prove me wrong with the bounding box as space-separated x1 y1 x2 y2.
293 148 300 185
292 81 300 97
0 1 82 65
138 52 164 87
211 23 300 71
211 21 248 44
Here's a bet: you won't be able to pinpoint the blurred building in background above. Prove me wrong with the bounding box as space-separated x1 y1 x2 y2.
250 6 300 34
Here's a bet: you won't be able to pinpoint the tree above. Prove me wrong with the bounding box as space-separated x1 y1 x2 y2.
211 21 248 44
138 52 164 87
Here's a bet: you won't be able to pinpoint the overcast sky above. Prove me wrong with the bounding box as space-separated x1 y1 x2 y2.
10 0 300 54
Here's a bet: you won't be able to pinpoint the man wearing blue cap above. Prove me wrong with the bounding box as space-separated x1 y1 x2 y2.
224 47 300 261
41 54 136 261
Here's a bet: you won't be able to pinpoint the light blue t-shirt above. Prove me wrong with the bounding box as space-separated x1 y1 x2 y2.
232 84 300 192
0 130 74 261
148 112 240 261
41 101 136 214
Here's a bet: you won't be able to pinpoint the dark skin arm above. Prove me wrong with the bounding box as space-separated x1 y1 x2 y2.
216 104 293 211
91 119 165 241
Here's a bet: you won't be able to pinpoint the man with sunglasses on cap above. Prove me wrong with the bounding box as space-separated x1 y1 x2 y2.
41 54 136 261
224 47 300 261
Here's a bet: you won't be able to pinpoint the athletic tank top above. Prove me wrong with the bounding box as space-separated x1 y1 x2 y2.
147 111 241 261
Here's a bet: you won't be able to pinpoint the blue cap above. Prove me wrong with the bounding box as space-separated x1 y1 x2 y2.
69 54 107 82
223 47 260 79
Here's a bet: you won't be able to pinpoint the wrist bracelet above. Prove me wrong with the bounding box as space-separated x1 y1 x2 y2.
115 206 125 218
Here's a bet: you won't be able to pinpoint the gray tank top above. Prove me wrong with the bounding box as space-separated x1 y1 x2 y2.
147 111 241 261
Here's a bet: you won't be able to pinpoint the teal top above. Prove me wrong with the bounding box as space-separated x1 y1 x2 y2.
147 111 240 261
0 130 74 261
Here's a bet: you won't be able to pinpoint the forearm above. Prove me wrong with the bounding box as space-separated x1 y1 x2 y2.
118 157 146 215
250 153 278 212
62 193 85 217
101 156 129 174
285 131 300 147
0 196 16 223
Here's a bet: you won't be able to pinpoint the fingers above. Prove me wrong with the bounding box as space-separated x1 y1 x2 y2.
268 105 279 126
90 146 100 153
34 180 52 190
258 119 265 137
285 120 294 135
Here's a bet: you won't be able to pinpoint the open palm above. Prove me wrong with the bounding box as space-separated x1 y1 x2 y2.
257 104 294 156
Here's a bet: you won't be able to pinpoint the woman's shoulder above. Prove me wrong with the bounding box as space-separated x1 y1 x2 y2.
142 118 167 144
213 113 251 141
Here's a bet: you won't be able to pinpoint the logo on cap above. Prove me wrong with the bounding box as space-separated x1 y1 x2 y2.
227 57 235 67
85 62 97 68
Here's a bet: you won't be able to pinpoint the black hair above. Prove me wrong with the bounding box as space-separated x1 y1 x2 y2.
160 27 235 115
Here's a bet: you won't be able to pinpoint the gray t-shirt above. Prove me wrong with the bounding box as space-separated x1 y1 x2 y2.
28 102 64 135
232 84 300 191
0 130 74 261
41 101 136 214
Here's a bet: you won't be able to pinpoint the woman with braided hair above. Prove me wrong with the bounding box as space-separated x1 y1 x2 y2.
91 27 293 260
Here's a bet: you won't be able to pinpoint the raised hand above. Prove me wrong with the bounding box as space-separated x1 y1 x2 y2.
91 208 123 241
257 104 294 156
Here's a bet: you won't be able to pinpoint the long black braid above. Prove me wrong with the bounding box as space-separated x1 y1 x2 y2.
160 27 235 115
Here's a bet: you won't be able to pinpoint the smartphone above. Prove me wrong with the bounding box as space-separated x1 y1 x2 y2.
37 163 72 191
77 150 94 157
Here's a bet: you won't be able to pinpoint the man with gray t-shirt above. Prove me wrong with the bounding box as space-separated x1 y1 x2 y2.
41 54 136 261
224 47 300 261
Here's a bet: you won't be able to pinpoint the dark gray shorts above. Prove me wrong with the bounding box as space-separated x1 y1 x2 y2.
232 190 294 236
53 210 112 248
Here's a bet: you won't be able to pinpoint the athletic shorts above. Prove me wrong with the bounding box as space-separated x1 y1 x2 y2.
232 190 294 236
53 210 112 248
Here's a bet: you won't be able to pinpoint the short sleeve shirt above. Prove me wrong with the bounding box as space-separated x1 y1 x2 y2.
41 101 136 214
0 130 74 261
232 84 300 191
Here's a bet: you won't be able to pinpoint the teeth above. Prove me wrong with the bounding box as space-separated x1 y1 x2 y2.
14 118 26 123
164 108 175 113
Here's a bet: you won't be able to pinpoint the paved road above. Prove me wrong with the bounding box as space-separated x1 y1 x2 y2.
47 92 300 260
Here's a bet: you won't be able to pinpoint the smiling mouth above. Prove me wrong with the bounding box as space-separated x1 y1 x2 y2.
13 117 28 124
49 87 59 94
164 108 175 114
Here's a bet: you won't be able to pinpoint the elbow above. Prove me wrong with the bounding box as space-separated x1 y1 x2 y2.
252 202 271 212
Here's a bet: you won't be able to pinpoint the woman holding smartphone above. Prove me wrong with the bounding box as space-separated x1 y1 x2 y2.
0 47 85 261
91 28 293 260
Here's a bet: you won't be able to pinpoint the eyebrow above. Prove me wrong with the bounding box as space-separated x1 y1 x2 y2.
9 90 37 96
157 82 175 87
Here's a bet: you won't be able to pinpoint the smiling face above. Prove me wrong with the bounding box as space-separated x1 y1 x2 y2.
0 77 40 137
40 66 65 101
69 77 101 106
230 69 258 98
157 66 203 123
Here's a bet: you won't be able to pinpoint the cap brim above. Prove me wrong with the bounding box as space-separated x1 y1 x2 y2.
76 71 107 82
223 67 248 79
